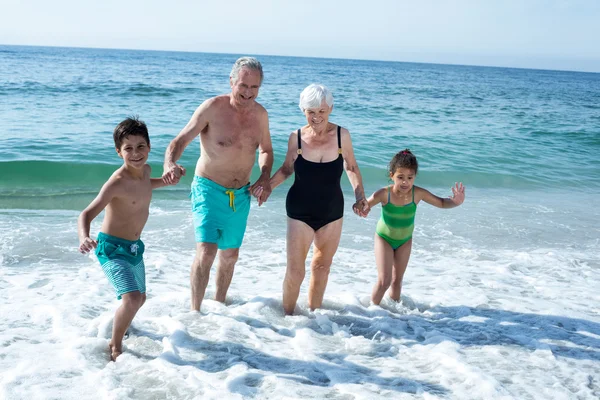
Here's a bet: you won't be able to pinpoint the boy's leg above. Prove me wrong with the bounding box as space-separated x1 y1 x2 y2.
190 242 218 311
110 290 145 360
215 248 239 303
389 239 413 302
371 234 395 305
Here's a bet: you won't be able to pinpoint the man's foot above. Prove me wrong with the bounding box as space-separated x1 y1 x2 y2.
108 343 122 361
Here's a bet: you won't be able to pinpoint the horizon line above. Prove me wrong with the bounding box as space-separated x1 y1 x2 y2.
1 42 599 75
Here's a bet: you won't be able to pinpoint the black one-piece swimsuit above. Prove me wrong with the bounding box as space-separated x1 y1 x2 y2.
286 126 344 231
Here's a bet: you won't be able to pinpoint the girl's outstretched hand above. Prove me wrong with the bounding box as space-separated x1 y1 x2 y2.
450 182 466 205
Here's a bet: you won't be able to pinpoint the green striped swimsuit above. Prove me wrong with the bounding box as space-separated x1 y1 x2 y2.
375 186 417 249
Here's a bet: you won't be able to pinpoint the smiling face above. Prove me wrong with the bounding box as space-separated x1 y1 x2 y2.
230 67 261 107
116 135 150 170
304 100 333 130
390 167 416 194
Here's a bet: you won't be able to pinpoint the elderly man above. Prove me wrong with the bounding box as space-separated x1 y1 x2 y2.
163 57 273 312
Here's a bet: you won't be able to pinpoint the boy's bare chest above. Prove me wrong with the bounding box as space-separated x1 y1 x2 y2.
115 182 152 211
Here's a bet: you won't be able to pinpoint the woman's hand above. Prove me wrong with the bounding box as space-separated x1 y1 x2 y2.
352 198 370 217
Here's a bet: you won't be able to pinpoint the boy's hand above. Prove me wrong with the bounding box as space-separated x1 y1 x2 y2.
450 182 465 205
162 164 186 185
79 237 98 254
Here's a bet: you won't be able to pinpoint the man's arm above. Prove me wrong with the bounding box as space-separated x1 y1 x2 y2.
250 111 274 206
163 99 212 184
77 178 120 253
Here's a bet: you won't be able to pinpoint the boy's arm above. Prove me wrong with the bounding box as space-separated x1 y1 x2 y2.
416 183 465 209
77 179 120 253
149 165 170 189
151 177 169 189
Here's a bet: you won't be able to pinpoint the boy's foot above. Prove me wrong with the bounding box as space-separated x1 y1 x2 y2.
108 343 122 361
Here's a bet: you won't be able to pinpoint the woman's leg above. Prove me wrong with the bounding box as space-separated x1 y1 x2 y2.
389 238 412 301
371 234 394 305
283 218 314 315
308 218 343 311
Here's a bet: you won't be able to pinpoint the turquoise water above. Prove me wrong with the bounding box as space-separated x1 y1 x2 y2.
1 45 599 210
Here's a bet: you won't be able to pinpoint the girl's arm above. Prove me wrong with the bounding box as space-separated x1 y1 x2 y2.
340 128 369 217
269 131 298 190
367 187 387 209
415 183 465 209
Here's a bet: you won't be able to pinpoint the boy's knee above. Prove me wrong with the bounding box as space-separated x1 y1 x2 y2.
122 291 145 309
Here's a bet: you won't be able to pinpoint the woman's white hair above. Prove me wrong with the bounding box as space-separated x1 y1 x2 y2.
299 84 333 111
230 57 263 85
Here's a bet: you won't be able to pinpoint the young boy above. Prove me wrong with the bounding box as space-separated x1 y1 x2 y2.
78 116 183 361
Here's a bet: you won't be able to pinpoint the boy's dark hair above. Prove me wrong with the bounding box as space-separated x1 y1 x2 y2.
113 116 150 149
389 149 418 175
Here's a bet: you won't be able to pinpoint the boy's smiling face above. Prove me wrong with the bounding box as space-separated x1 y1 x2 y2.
116 135 150 169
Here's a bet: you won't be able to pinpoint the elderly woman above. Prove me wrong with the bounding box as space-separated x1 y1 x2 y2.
270 84 369 315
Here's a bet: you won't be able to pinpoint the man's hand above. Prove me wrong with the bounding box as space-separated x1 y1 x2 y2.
250 175 272 206
79 237 98 254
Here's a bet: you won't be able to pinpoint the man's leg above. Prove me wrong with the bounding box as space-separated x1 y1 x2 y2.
190 242 218 311
215 248 239 303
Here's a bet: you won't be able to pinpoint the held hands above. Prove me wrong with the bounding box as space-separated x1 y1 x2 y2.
250 175 272 206
352 198 370 217
162 164 186 185
449 182 466 205
79 237 98 254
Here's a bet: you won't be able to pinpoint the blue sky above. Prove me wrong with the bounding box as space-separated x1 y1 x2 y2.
1 0 599 72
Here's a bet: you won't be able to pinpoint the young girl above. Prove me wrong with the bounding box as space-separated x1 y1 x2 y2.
367 149 465 305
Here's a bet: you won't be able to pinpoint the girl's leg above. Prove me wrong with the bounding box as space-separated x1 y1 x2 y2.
371 234 394 305
389 238 412 301
283 218 314 315
110 290 145 360
309 218 343 311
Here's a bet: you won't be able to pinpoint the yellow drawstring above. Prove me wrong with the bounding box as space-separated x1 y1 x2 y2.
225 190 236 212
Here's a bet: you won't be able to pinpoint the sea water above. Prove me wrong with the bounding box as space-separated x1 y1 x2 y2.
0 45 599 399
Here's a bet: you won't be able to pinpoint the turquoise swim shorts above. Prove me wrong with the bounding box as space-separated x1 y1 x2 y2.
95 232 146 300
190 176 251 249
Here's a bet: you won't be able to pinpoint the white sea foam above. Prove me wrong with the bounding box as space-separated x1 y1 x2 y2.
0 190 599 399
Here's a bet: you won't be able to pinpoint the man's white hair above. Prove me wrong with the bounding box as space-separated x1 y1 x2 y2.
299 84 333 111
230 57 263 85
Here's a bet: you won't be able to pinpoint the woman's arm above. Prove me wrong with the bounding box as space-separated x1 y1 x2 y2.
269 131 298 190
340 128 369 217
416 183 465 209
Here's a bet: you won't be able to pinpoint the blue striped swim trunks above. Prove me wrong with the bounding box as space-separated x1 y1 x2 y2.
95 232 146 300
